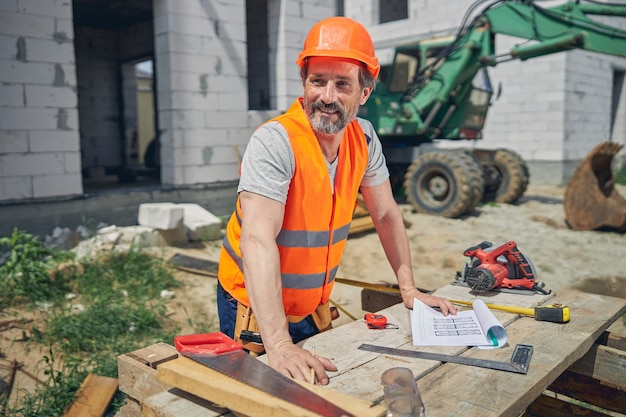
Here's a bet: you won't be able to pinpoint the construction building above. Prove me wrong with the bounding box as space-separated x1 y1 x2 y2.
1 0 625 237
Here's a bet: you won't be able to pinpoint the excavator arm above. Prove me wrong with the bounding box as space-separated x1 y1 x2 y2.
366 0 626 221
398 0 626 140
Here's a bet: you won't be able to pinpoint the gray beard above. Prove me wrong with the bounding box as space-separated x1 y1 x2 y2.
306 100 358 135
310 114 346 135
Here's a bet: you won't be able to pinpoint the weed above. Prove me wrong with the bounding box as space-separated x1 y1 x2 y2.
0 229 74 308
0 232 189 417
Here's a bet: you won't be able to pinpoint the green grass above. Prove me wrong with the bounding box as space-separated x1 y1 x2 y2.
0 229 203 417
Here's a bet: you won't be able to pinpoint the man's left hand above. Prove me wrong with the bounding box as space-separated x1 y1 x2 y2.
401 287 457 316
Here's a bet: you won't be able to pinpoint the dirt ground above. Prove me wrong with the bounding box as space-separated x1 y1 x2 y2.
1 184 626 407
157 183 626 335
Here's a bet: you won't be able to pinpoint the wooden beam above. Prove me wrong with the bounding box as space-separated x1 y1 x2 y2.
595 330 626 351
521 394 613 417
547 369 626 415
62 373 118 417
568 343 626 390
157 356 385 417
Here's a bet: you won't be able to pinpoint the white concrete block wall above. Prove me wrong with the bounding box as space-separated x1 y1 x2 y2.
481 36 569 161
0 0 82 201
74 27 120 170
268 0 335 111
154 0 251 186
563 51 625 160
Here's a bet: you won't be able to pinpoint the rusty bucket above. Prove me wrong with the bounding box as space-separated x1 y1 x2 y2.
564 142 626 232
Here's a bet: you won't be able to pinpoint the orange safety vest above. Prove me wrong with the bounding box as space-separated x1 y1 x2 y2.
218 99 369 317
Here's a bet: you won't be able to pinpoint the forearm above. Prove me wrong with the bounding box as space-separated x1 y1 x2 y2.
373 208 415 291
241 237 291 350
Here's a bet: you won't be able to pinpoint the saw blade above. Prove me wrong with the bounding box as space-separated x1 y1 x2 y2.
183 350 356 417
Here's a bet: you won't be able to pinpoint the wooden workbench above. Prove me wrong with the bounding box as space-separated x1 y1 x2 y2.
298 285 626 416
152 285 626 417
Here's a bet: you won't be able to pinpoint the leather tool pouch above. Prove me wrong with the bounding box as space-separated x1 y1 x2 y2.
234 303 265 354
234 301 334 354
310 300 333 332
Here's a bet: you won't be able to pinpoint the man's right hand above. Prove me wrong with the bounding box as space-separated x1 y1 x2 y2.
265 340 337 385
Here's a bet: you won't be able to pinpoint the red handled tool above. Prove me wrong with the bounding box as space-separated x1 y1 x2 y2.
174 332 355 417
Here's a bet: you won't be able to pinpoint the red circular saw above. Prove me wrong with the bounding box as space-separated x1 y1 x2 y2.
457 241 549 294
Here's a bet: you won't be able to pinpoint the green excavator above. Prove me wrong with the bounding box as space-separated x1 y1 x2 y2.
360 0 626 230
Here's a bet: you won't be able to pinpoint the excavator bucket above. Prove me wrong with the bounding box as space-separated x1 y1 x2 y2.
564 142 626 232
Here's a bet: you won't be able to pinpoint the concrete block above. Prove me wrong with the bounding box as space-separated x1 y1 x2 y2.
25 84 77 108
32 172 82 199
0 130 29 153
138 202 184 230
0 84 24 106
29 130 81 153
117 342 179 403
159 227 190 246
0 176 32 200
179 203 222 242
118 225 167 248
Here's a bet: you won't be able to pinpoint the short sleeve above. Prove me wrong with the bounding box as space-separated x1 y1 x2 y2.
238 122 294 204
358 118 390 187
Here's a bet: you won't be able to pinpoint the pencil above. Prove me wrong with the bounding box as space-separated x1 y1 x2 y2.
310 347 316 383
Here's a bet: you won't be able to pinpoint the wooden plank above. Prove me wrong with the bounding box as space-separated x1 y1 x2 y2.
294 284 554 401
125 342 179 368
361 288 402 312
142 388 233 417
157 356 386 417
567 343 626 390
297 288 625 417
349 215 376 236
415 290 626 417
522 394 613 417
596 330 626 351
547 369 626 414
118 343 177 403
432 284 555 307
62 373 118 417
168 254 219 277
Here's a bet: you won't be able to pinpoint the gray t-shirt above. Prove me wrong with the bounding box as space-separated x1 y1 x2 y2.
238 117 389 204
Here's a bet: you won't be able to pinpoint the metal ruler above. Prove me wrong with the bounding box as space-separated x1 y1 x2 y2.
358 343 533 374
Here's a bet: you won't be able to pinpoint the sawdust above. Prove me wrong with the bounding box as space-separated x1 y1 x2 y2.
1 184 626 406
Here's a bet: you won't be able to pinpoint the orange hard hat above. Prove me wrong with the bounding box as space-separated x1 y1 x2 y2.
296 16 380 79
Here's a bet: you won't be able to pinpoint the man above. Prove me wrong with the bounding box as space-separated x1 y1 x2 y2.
217 16 456 386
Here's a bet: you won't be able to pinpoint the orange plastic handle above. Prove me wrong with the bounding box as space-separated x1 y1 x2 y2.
174 332 244 355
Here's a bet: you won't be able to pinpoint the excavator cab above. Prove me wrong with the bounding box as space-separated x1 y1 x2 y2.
564 142 626 232
360 1 626 219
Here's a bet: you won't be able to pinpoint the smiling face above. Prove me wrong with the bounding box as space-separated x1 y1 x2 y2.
302 56 372 136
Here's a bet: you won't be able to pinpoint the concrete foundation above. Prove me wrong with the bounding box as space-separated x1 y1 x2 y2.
0 182 238 240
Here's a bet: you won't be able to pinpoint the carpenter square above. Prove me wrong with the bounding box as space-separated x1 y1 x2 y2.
358 343 533 374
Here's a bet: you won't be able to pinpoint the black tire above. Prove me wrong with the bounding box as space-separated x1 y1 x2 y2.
482 148 529 203
453 150 485 208
403 150 476 218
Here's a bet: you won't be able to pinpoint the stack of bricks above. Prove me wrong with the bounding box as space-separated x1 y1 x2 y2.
116 342 232 417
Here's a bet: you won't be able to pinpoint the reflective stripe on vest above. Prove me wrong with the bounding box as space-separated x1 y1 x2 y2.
218 98 369 316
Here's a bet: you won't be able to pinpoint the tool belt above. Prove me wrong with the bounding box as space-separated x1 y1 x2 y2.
234 301 333 354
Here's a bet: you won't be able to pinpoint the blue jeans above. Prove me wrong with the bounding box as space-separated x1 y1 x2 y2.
216 280 319 345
